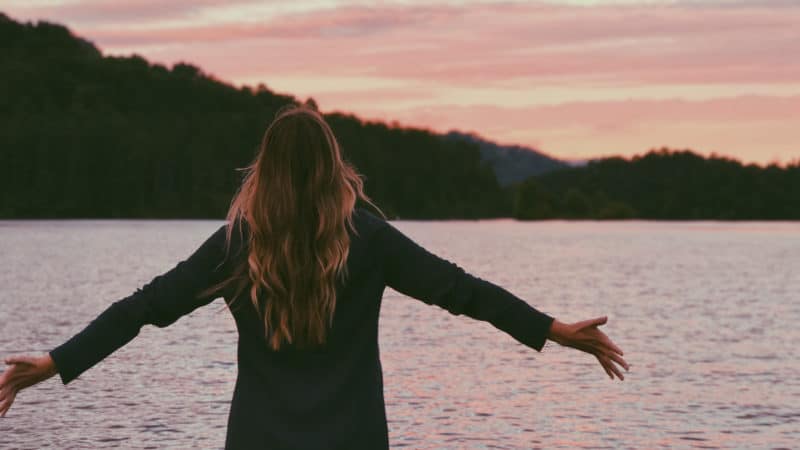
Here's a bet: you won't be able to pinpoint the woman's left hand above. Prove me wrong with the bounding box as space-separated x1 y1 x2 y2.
0 354 58 417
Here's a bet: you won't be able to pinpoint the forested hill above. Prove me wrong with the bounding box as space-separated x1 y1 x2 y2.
0 13 506 220
443 131 571 186
514 149 800 220
2 13 798 221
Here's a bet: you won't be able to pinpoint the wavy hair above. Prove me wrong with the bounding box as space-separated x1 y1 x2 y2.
198 102 384 350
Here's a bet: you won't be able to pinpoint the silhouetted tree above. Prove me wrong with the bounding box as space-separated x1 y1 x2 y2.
0 14 508 220
1 13 796 221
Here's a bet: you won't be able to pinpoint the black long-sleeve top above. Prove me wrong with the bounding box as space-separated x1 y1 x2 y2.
48 207 555 449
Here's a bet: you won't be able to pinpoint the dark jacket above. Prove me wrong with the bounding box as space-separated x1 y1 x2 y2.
49 207 554 449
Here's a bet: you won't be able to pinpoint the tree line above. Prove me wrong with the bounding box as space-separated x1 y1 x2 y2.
1 13 797 221
514 149 800 220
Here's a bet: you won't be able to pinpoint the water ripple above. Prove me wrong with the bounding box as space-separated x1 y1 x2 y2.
1 219 798 448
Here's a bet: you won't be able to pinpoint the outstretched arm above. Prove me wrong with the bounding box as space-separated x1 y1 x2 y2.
375 221 555 351
46 223 233 385
0 222 235 418
374 220 628 379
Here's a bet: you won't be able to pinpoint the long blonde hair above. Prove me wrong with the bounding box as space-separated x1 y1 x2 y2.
198 102 384 350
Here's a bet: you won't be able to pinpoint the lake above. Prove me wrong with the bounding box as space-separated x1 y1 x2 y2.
1 219 798 449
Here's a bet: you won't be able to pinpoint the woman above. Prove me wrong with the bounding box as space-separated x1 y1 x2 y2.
0 103 628 449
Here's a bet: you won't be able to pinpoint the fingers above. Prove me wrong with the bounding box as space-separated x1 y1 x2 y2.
0 389 16 417
0 362 40 392
0 355 50 418
597 353 625 380
581 329 621 356
590 336 629 374
589 332 628 371
595 330 624 356
595 354 614 380
5 356 36 366
556 317 629 381
1 383 18 417
576 316 607 330
2 363 31 380
604 349 629 372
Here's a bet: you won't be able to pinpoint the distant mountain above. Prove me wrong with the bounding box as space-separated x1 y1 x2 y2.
443 131 573 186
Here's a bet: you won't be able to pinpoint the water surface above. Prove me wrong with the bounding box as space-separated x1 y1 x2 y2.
1 219 798 449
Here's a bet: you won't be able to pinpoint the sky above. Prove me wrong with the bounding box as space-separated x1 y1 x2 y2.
5 0 799 166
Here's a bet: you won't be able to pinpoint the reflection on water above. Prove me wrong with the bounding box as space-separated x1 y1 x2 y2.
1 219 798 448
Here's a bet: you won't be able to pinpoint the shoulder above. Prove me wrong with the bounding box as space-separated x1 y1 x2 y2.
352 206 391 236
203 217 249 263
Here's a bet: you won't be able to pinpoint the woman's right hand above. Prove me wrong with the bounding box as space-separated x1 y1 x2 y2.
547 316 629 380
0 354 59 417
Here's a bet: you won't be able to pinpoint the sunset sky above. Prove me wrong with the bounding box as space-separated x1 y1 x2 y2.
5 0 799 165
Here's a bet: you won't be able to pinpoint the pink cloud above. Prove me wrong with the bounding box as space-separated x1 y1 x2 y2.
75 5 442 44
3 0 254 25
9 2 799 87
435 95 800 129
352 95 800 165
52 1 797 87
4 1 799 164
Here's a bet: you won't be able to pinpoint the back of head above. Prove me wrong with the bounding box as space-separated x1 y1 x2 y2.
205 102 384 350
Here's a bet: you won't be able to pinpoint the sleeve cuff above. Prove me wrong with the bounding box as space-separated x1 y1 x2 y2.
49 345 77 386
496 299 555 352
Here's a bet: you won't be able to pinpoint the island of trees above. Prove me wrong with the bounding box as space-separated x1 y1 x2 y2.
2 13 798 221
